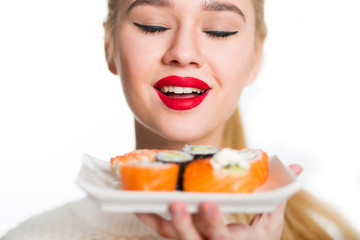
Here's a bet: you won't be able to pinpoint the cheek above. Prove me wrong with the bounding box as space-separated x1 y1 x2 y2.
208 43 254 90
205 42 255 120
117 35 157 82
115 31 163 106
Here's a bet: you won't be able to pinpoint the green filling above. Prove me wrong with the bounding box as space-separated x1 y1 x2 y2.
162 151 191 161
223 164 248 175
167 152 183 157
190 146 213 151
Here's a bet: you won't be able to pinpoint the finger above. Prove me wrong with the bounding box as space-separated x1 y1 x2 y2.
252 202 287 228
288 164 303 176
169 201 202 240
227 202 287 240
227 223 255 240
136 213 176 239
250 202 287 239
197 202 229 239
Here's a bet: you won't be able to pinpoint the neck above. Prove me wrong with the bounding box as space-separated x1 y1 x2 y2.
135 120 224 150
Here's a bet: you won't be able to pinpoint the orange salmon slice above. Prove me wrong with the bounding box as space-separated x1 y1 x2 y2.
121 163 179 191
183 150 269 193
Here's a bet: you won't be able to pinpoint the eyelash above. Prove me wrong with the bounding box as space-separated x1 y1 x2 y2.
134 22 238 39
203 30 238 39
133 22 169 34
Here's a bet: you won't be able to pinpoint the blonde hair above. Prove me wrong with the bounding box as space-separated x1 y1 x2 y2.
223 108 359 239
104 0 359 238
223 2 359 238
104 0 118 34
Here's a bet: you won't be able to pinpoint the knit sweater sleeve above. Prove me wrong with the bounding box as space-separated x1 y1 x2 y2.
1 198 169 240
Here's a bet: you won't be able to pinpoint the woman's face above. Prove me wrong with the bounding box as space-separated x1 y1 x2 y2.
107 0 261 143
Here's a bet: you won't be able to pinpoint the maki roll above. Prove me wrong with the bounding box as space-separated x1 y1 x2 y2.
121 162 179 191
156 150 194 190
183 148 269 193
110 149 164 178
182 145 219 159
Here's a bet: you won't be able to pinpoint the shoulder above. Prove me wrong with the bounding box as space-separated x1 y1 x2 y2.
2 198 167 240
2 199 110 240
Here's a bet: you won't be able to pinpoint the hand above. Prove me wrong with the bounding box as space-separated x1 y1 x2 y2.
136 164 303 240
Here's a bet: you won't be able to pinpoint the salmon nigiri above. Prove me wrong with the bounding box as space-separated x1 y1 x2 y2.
183 148 269 193
121 162 179 191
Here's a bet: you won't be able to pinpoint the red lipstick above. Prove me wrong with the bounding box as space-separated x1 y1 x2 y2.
154 75 210 111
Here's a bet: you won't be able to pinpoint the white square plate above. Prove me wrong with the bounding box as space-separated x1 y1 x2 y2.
77 154 301 213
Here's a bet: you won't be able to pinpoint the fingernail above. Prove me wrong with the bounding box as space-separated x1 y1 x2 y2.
295 165 303 175
289 164 303 176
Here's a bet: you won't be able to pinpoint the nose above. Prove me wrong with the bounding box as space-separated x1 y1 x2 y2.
162 27 204 68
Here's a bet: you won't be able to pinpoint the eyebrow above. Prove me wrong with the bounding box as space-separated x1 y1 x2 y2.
127 0 246 22
202 0 246 22
127 0 172 13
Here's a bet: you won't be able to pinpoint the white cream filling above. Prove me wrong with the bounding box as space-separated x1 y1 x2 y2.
129 162 167 166
156 150 193 162
210 148 259 170
160 86 206 94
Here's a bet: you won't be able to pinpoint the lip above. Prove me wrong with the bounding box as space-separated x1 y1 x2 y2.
154 75 211 111
154 76 210 89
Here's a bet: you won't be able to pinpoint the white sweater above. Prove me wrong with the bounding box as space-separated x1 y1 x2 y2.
2 197 169 240
2 197 348 240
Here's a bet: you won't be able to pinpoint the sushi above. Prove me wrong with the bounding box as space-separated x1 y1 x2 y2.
110 149 164 178
110 147 269 193
120 162 179 191
183 148 269 193
182 145 219 159
156 150 194 190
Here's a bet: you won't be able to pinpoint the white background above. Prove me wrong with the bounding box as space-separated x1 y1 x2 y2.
1 0 359 237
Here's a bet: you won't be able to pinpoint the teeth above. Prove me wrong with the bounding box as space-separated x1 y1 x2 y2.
174 87 183 94
183 87 192 94
160 86 206 94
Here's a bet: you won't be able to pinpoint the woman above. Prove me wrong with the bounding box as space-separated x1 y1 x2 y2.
2 0 358 239
104 0 358 238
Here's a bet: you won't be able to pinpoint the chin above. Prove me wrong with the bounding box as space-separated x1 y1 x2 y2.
155 119 212 143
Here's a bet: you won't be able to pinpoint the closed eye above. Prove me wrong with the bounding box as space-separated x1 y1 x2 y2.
203 30 238 39
133 22 170 34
